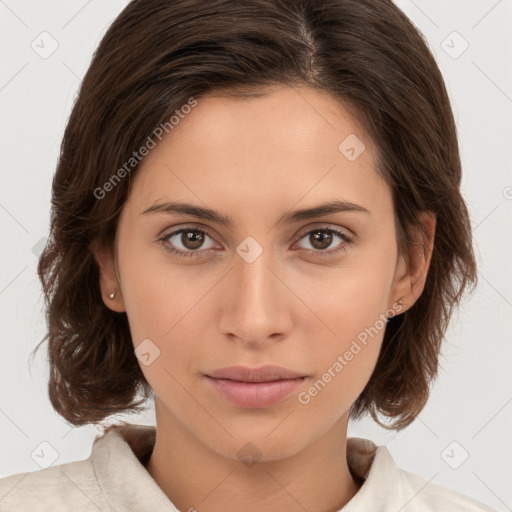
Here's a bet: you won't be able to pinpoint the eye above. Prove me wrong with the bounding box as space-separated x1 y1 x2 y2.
295 225 352 257
158 224 353 258
158 227 219 257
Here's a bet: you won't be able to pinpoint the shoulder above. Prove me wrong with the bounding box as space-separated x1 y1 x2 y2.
0 423 157 512
346 439 496 512
0 458 109 512
393 465 496 511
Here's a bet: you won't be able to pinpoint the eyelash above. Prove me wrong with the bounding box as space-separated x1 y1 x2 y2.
157 224 353 259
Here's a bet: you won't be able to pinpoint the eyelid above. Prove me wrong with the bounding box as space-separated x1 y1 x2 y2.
157 222 216 240
158 221 354 241
294 222 354 240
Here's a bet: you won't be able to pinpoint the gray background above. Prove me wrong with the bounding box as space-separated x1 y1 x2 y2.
1 1 511 510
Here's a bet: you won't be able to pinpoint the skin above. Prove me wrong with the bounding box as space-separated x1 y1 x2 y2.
92 85 435 512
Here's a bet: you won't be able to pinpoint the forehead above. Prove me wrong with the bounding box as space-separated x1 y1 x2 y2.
125 86 391 222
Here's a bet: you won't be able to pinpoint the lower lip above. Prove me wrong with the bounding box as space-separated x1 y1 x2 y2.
205 376 305 408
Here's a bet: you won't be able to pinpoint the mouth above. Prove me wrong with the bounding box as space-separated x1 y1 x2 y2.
204 365 307 408
205 364 306 382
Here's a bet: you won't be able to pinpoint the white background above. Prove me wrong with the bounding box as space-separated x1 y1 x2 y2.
1 1 511 510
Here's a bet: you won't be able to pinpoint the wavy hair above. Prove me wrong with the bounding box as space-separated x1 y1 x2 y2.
33 0 477 429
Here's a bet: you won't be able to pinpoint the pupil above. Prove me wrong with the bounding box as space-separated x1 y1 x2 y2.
183 230 204 249
312 231 332 249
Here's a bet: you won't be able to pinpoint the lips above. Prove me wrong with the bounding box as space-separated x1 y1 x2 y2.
205 365 307 408
206 364 305 383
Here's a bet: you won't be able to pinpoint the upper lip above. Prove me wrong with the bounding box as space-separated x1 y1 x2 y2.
206 365 305 383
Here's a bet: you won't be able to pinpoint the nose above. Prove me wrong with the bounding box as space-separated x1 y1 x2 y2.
218 248 293 347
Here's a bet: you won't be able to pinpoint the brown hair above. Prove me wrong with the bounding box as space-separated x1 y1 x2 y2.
34 0 477 430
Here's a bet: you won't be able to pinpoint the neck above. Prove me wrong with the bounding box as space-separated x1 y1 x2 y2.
145 402 361 512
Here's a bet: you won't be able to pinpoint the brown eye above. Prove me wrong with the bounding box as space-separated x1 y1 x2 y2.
308 230 334 250
296 227 352 256
180 230 206 250
159 228 217 257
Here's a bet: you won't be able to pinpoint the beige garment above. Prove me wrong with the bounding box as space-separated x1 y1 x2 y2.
0 423 495 511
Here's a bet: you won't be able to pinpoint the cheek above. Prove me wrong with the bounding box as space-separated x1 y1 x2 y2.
120 271 202 405
296 272 391 415
299 246 396 343
295 241 396 400
117 233 185 337
296 338 381 428
117 242 212 382
123 273 199 364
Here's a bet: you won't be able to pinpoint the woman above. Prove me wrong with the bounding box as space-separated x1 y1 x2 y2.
0 0 495 510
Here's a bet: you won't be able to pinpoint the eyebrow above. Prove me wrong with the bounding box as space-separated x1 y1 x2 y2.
140 199 370 227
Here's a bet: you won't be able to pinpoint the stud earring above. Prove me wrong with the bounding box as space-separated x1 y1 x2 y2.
109 290 117 300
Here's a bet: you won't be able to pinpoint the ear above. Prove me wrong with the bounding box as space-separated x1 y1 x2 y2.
90 238 126 313
389 211 436 313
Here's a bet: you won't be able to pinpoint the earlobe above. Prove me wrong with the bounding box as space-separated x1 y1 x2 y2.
90 239 126 313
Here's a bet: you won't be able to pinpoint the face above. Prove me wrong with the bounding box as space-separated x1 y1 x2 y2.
94 85 433 462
